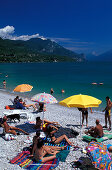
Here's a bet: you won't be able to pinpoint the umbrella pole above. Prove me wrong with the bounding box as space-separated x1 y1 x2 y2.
80 111 82 136
42 103 44 131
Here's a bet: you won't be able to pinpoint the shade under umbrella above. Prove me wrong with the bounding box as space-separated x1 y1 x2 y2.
13 84 33 93
31 92 58 130
59 94 102 134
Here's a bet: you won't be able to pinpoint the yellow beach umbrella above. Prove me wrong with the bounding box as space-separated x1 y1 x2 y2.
13 84 33 92
59 94 102 108
59 94 102 133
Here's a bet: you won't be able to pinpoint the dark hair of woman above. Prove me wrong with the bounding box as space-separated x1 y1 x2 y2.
37 138 44 148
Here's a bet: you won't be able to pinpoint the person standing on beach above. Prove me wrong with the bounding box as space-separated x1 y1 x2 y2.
3 80 6 88
78 107 93 127
50 88 54 95
102 96 111 131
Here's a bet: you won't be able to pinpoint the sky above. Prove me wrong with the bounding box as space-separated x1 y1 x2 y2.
0 0 112 55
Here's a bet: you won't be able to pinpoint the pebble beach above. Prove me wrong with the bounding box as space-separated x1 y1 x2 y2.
0 91 112 170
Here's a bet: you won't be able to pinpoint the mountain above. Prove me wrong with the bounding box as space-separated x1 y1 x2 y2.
98 50 112 61
86 53 98 61
0 37 85 63
87 50 112 61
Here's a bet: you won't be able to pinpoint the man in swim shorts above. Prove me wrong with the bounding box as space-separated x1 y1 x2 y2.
103 96 111 131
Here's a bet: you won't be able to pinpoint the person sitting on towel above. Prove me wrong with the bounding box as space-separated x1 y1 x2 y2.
85 119 103 138
34 116 59 131
33 138 60 163
29 131 67 159
2 116 29 135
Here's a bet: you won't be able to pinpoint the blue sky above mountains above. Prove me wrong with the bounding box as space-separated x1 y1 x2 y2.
0 0 112 55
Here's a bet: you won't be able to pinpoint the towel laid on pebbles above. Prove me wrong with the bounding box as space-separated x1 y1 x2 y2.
10 151 59 170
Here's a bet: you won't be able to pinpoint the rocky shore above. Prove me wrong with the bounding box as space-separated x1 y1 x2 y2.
0 91 111 170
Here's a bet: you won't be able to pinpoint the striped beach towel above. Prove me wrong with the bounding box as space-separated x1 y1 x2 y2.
10 151 59 170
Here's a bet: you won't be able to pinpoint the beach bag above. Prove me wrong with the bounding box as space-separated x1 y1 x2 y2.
4 134 17 141
71 157 98 170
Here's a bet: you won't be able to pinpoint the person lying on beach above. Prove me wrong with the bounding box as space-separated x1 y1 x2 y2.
16 98 37 111
85 119 103 138
29 131 66 158
2 116 29 135
33 138 66 163
34 117 60 131
47 126 73 145
23 101 37 111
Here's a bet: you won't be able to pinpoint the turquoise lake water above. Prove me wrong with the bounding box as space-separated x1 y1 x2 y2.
0 62 112 109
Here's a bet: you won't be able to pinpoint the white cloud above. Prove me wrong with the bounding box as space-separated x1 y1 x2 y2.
0 26 46 41
0 26 15 39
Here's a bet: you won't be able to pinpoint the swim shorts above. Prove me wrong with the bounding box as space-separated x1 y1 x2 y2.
83 110 88 115
105 110 111 116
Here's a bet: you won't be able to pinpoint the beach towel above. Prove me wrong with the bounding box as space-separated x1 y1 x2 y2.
25 121 36 125
56 150 70 162
5 105 15 110
86 141 112 170
82 130 112 142
10 151 59 170
43 138 71 150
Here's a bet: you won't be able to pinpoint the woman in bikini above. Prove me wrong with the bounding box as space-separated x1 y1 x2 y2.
29 131 66 159
33 138 66 163
47 126 73 145
34 117 60 131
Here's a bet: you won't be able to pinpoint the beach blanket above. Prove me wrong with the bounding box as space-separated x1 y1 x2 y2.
10 151 59 170
86 141 112 170
56 150 70 162
82 130 112 142
25 121 36 125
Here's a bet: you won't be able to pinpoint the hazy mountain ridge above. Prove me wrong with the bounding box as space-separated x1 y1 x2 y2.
87 50 112 61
